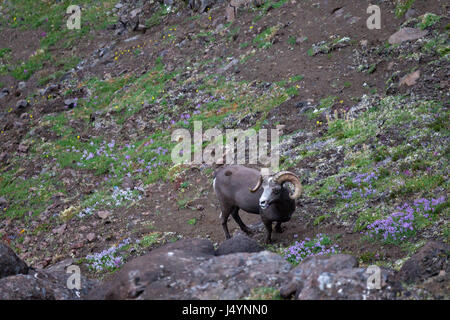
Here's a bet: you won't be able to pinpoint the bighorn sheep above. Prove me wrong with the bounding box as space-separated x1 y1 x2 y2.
213 165 302 243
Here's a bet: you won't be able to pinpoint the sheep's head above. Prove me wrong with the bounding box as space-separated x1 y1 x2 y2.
249 171 302 209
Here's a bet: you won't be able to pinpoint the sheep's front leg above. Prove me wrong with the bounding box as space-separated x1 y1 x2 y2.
261 218 273 244
275 222 283 233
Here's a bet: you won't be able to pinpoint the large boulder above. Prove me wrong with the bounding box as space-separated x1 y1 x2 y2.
400 241 449 284
0 242 97 299
88 238 215 299
280 254 398 300
0 242 29 279
89 238 292 299
0 269 98 300
215 234 263 256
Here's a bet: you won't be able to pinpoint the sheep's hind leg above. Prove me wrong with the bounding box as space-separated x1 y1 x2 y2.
231 208 253 236
220 206 233 239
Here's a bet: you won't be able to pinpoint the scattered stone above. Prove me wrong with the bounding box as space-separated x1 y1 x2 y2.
121 176 134 189
387 61 395 70
218 58 239 74
52 224 67 236
97 210 111 220
124 35 140 42
64 98 78 108
296 36 308 44
0 88 9 99
388 27 428 45
399 70 420 87
0 243 29 279
17 144 28 153
18 82 26 91
405 8 416 19
347 16 361 25
86 233 96 242
16 99 29 109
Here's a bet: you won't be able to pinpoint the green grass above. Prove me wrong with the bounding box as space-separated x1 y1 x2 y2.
253 25 281 49
0 0 115 80
245 287 282 300
0 48 12 59
416 13 441 30
145 3 172 28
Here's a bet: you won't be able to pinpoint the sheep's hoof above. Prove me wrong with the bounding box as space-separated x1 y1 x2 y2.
244 228 254 236
275 226 284 233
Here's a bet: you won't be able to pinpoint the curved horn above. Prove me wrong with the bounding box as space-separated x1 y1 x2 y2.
272 171 302 199
249 174 263 193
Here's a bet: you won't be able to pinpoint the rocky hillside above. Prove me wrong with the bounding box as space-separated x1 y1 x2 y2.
0 0 448 299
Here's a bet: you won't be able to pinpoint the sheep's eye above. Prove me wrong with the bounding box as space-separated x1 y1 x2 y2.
273 188 280 194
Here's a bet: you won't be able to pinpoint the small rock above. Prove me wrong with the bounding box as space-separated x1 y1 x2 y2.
18 82 26 91
0 88 9 99
124 35 140 43
16 100 29 109
405 8 416 19
399 70 420 87
97 210 111 220
52 224 67 236
86 233 96 242
64 98 78 108
18 144 29 153
388 27 428 45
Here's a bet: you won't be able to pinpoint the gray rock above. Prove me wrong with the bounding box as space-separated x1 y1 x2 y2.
42 84 59 95
16 99 29 109
400 241 449 283
280 254 397 300
121 176 135 189
124 35 140 42
215 234 263 256
88 238 292 300
88 238 215 299
64 98 78 108
217 58 238 74
0 88 9 99
0 269 98 300
0 242 29 279
18 82 26 91
388 27 428 45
